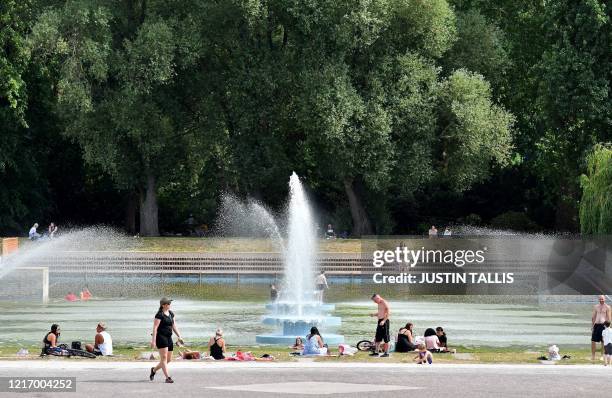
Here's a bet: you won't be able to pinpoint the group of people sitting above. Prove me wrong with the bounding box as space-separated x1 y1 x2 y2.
42 322 113 357
28 222 58 240
395 323 452 357
291 327 328 355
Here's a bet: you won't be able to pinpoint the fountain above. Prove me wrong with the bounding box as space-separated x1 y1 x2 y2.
254 173 344 345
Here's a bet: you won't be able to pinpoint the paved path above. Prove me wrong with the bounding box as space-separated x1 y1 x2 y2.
1 361 611 397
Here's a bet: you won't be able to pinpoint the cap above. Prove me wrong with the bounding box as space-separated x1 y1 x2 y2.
160 297 173 305
97 322 107 330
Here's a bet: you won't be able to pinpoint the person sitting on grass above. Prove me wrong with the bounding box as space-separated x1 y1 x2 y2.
29 223 41 240
290 337 304 351
41 324 60 355
209 328 226 360
85 322 113 356
395 323 416 352
414 343 433 364
424 328 441 352
302 327 327 356
436 326 455 353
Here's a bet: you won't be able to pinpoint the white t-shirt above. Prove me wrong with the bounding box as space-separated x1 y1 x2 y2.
603 328 612 346
29 227 37 237
315 274 327 286
97 331 113 356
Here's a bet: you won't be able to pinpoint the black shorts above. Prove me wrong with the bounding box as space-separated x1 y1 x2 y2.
375 319 390 343
156 334 174 351
592 324 605 343
605 343 612 355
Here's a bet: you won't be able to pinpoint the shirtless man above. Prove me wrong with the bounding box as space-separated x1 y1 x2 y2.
370 294 391 357
592 295 611 360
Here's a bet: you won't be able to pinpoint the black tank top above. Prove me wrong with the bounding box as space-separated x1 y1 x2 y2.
43 332 55 348
395 329 414 352
210 337 224 360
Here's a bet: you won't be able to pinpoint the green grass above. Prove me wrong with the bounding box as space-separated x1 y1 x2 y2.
0 344 601 365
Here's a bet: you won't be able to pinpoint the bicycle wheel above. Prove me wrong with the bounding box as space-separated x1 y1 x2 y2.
356 340 374 351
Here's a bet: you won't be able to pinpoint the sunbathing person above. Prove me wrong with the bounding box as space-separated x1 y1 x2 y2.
208 328 226 360
302 327 327 356
290 336 304 351
395 322 416 352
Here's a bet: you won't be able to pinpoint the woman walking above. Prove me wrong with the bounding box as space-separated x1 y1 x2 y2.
150 298 183 383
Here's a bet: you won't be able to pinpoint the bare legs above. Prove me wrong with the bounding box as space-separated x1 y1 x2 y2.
154 347 171 378
592 342 604 361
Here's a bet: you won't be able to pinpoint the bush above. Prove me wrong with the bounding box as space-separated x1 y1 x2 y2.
490 211 539 232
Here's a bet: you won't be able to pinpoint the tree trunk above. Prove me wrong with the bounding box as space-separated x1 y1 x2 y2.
124 191 138 235
344 177 373 237
139 173 159 236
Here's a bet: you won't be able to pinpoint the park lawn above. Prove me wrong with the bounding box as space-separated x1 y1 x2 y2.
14 237 362 253
0 344 600 365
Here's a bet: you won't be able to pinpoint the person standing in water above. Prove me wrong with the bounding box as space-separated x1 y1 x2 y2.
150 298 183 383
315 271 329 303
591 295 611 360
370 294 391 357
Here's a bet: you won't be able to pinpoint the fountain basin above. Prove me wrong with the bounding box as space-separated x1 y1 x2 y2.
262 316 342 327
256 333 345 345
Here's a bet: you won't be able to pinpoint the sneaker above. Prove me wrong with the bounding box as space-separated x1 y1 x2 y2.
149 367 156 381
380 353 390 358
369 352 379 357
165 377 174 384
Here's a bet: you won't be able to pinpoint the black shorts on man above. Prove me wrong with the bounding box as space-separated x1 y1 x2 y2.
375 319 390 343
605 343 612 355
592 323 605 343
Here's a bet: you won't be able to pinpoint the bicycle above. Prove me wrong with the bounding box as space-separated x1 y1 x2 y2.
356 339 395 353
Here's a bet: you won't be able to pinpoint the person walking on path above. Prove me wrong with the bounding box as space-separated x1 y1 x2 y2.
370 294 391 357
150 298 184 383
591 295 611 360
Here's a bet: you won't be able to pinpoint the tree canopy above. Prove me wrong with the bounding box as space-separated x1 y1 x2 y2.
0 0 609 236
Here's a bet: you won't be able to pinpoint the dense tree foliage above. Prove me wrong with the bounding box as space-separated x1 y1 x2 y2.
0 0 609 236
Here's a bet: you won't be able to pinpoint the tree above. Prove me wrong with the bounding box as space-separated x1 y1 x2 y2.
0 0 45 234
29 0 219 236
580 144 612 234
533 0 610 230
